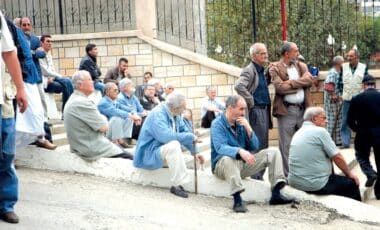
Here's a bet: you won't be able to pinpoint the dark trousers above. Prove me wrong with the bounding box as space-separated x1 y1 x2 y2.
45 77 74 112
201 111 215 128
249 106 269 180
307 174 361 201
131 117 146 140
355 128 380 197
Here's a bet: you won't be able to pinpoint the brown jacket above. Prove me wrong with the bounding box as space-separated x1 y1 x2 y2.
269 60 313 117
103 66 131 84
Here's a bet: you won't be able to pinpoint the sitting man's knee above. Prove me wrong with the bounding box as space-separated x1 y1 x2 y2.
165 140 182 152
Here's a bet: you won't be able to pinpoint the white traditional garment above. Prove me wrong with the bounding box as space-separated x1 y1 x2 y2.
16 83 45 147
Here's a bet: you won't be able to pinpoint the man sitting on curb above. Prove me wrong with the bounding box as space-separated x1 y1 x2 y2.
98 82 142 148
140 84 161 111
64 70 133 160
210 95 294 213
133 92 204 198
288 107 361 201
104 57 131 85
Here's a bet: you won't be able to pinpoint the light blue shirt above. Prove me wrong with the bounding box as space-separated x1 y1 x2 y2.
288 121 339 191
117 92 144 116
133 104 196 170
97 96 130 120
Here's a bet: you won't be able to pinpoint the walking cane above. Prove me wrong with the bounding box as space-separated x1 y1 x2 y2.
184 109 198 194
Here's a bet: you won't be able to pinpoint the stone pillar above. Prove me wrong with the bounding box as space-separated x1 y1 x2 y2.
135 0 157 38
193 0 207 55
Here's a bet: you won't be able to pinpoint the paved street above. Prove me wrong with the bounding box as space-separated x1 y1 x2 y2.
0 168 378 230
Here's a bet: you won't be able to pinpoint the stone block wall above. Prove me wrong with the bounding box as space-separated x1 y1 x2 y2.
51 31 380 143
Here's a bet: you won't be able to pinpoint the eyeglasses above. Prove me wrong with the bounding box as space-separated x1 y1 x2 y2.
112 89 119 92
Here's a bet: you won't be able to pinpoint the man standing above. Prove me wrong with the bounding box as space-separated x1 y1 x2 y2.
133 92 204 198
288 107 361 201
341 49 368 148
39 35 74 113
98 82 141 148
64 71 132 160
269 42 313 176
104 57 131 85
211 95 293 212
348 74 380 195
235 43 272 179
0 10 28 224
79 43 104 93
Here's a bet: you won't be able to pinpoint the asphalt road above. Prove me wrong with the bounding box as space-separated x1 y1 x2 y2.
0 168 378 230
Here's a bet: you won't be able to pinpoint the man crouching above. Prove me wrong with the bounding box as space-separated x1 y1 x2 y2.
211 95 294 212
133 92 204 198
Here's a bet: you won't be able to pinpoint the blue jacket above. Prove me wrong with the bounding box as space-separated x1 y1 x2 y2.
210 113 260 172
117 92 144 116
25 33 45 83
97 96 130 120
133 104 196 170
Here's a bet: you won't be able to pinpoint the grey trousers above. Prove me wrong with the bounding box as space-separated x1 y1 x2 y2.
106 117 134 140
277 105 304 177
249 106 269 150
214 147 286 195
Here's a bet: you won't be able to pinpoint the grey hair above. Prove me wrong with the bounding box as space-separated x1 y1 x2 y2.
206 85 217 92
147 78 160 86
249 43 266 56
280 42 296 56
332 55 344 65
72 70 90 89
166 92 186 110
303 107 324 121
104 82 117 93
225 95 244 108
119 78 132 91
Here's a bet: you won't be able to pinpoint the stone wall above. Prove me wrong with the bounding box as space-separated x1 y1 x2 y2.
51 31 380 143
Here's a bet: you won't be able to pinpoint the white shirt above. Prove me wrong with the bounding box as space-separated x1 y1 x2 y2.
284 65 304 104
0 11 17 104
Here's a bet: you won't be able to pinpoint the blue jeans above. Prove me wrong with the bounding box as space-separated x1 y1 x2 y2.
340 100 351 147
94 81 105 95
0 109 18 214
45 77 74 111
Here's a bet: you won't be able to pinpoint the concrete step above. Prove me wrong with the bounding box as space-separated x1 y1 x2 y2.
52 133 68 146
51 123 65 135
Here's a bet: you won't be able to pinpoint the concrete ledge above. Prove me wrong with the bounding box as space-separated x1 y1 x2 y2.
15 145 380 224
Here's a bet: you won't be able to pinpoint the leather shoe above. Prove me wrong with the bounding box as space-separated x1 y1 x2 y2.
365 175 377 187
269 194 295 205
36 140 57 150
233 201 248 213
170 186 188 198
1 211 19 224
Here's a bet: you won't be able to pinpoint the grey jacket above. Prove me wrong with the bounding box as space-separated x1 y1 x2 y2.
234 62 260 109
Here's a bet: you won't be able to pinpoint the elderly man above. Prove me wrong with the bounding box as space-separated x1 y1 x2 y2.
104 57 131 85
64 71 133 160
235 43 272 180
79 43 104 93
117 78 147 140
139 84 160 111
98 82 142 148
39 34 74 113
211 95 293 213
288 107 361 201
341 49 368 148
269 42 313 177
200 86 225 128
348 75 380 194
0 10 28 224
134 92 204 198
163 83 175 98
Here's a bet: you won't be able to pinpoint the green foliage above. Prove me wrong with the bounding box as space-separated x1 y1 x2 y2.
207 0 379 69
